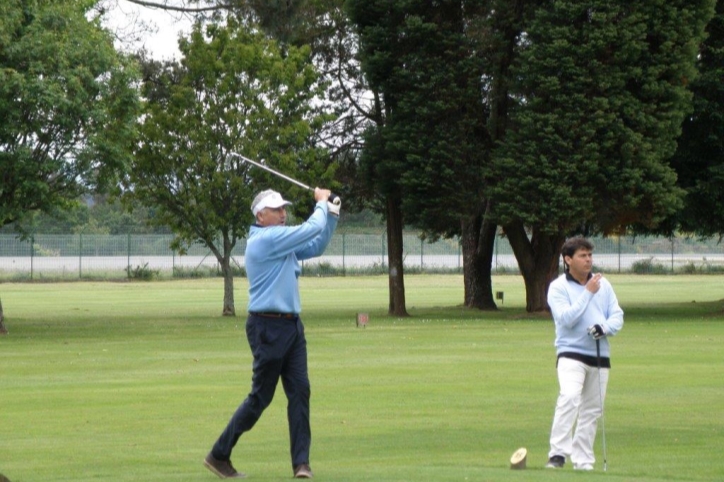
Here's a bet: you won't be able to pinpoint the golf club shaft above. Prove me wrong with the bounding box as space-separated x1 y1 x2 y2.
233 153 312 191
596 339 608 471
232 153 340 204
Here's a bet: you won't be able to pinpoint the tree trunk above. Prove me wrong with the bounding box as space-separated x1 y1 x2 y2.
461 202 498 310
208 235 236 317
386 195 409 317
221 257 236 317
0 297 7 335
504 222 565 312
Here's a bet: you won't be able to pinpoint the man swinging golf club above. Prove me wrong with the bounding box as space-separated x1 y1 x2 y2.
545 237 623 471
204 187 339 479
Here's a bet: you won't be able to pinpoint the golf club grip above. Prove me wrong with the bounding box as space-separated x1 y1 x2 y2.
329 193 341 205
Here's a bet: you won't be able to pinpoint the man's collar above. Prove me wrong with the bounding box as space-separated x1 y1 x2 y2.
565 271 593 285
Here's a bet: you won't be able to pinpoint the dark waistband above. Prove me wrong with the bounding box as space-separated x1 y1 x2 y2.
249 312 298 319
558 351 611 369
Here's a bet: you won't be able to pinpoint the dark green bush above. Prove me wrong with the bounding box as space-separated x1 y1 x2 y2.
127 263 159 281
631 258 668 275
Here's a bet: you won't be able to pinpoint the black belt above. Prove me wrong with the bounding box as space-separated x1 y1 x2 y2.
250 312 297 319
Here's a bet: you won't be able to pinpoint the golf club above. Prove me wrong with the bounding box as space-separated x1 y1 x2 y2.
231 153 341 205
596 339 608 471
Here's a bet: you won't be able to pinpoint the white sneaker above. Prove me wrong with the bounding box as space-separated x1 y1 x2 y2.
574 464 594 471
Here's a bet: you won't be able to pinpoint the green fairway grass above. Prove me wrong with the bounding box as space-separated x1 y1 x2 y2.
0 275 722 481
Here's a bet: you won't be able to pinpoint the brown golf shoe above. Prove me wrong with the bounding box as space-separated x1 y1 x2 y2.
203 452 246 479
293 464 313 478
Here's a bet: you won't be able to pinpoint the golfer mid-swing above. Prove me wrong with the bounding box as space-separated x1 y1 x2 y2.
204 188 339 479
545 237 623 470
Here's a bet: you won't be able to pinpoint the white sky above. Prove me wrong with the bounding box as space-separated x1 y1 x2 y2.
103 1 193 60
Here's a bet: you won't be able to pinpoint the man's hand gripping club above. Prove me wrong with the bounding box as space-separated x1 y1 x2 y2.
314 188 341 216
587 324 606 340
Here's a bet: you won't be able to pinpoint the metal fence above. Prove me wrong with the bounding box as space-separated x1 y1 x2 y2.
0 233 722 280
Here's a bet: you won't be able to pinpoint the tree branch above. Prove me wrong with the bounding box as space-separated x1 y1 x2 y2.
125 0 227 13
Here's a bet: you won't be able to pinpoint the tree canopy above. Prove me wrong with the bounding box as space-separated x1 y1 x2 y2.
0 0 140 230
489 0 715 310
346 0 500 310
492 0 714 233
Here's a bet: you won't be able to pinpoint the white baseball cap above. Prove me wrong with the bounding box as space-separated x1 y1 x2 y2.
251 189 293 215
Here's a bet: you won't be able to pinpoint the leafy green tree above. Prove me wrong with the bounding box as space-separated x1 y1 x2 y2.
127 19 331 316
118 0 403 313
0 0 140 229
0 195 169 235
345 0 416 316
348 0 497 310
491 0 715 311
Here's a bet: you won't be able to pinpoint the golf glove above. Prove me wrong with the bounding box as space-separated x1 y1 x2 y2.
587 324 606 340
328 198 341 217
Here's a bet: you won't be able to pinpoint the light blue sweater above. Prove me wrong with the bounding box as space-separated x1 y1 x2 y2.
245 201 338 314
547 273 624 358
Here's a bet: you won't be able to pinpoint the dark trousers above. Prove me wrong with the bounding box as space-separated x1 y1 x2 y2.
212 314 311 467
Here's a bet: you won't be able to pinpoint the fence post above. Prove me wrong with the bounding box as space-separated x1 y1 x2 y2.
458 237 461 269
342 233 346 275
618 236 621 274
494 236 499 273
382 233 385 266
127 233 131 278
79 233 83 279
420 237 424 270
30 235 34 280
671 236 675 273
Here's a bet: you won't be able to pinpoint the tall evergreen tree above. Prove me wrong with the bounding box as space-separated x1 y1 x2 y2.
352 1 496 310
346 0 414 316
491 0 715 311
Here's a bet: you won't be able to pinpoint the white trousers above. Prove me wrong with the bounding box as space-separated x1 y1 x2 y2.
548 357 609 468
